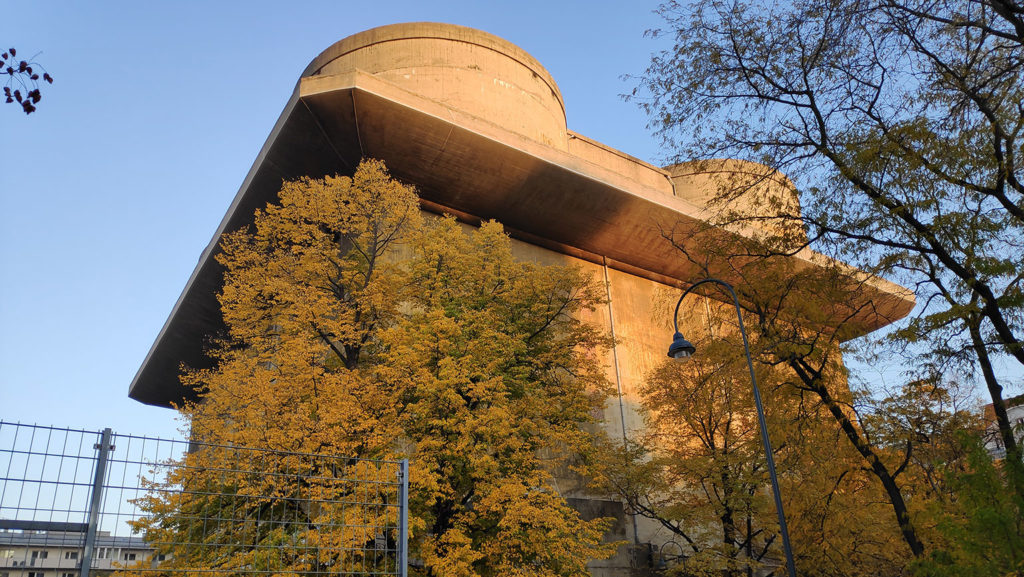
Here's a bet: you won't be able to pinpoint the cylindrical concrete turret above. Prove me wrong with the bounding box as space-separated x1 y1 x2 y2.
667 159 806 242
303 22 568 149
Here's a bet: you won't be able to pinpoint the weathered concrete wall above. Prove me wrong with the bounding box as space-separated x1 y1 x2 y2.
468 219 721 576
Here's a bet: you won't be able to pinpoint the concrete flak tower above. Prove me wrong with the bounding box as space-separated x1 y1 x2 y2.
129 23 915 576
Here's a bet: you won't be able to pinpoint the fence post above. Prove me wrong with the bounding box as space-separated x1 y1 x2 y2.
398 458 409 577
81 428 113 577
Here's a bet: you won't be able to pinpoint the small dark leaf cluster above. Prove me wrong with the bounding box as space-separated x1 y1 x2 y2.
3 47 53 114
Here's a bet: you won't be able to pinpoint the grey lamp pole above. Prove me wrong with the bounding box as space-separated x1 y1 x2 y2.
669 278 797 577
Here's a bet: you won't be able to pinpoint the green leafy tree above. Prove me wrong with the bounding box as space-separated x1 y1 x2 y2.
911 434 1024 577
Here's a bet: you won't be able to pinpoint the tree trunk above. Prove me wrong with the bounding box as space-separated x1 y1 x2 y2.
789 359 926 557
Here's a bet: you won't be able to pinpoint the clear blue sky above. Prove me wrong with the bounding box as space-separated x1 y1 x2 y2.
1 2 672 439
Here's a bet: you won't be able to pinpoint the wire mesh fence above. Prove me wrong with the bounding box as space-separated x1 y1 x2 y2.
0 421 409 577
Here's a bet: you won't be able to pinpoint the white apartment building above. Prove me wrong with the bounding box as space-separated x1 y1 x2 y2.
985 393 1024 459
0 530 161 577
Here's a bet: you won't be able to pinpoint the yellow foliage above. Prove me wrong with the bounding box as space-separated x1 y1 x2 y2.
135 159 617 577
593 302 928 577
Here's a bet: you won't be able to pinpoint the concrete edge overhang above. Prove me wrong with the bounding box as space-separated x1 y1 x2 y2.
128 69 916 408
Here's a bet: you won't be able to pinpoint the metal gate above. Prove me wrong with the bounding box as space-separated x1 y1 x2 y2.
0 421 408 576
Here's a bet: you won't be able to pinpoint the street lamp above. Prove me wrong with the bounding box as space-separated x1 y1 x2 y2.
669 278 797 577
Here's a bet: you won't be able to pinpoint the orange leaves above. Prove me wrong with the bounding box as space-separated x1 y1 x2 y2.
162 159 617 576
473 479 617 576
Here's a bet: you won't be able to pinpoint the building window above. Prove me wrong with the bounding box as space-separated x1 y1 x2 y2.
122 553 136 561
28 572 44 577
62 573 76 577
95 548 108 560
64 552 78 560
30 551 48 559
156 554 166 561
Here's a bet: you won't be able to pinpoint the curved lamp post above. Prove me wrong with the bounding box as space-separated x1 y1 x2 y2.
669 278 796 577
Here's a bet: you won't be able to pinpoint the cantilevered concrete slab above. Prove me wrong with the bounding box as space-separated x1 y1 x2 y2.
129 23 914 408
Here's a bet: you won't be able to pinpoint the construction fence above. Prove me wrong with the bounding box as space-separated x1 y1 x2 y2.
0 421 409 577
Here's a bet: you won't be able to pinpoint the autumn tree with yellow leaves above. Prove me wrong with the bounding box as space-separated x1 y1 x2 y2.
594 218 986 576
596 302 937 577
637 2 1024 572
133 159 617 577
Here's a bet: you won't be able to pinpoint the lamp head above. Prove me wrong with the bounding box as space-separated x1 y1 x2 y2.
667 332 696 362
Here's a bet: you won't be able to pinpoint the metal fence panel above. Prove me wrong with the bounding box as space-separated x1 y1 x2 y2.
0 421 408 577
